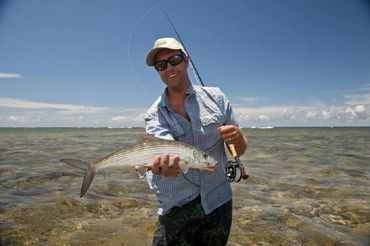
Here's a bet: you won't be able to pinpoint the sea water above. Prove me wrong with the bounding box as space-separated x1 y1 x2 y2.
0 127 369 245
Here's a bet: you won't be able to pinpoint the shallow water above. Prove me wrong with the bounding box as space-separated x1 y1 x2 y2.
0 127 369 245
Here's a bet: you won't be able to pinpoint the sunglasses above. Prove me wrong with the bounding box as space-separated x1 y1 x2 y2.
154 54 185 71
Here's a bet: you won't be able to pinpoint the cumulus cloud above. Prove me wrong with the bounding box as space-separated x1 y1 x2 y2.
111 112 146 125
0 97 106 113
354 105 365 113
1 82 370 127
344 93 370 106
234 97 267 105
0 97 147 127
7 115 26 122
0 73 22 79
230 83 370 126
112 116 128 122
234 103 369 126
343 83 370 106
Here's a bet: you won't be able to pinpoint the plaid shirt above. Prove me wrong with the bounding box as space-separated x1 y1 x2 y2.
144 84 237 215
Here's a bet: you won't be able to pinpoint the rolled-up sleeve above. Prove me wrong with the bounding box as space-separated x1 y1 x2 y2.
144 103 175 197
205 87 238 127
221 90 238 126
144 108 174 141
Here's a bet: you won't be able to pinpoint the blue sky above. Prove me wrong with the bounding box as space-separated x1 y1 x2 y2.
0 0 369 127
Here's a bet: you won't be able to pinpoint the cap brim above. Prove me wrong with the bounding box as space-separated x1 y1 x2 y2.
146 46 187 66
146 48 162 66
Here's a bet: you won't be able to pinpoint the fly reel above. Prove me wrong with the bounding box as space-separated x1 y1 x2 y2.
226 157 249 182
226 160 242 182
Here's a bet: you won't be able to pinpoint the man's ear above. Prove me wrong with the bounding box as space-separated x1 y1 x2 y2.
184 55 190 65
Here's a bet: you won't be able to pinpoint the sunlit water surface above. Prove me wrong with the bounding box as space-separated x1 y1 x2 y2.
0 127 369 245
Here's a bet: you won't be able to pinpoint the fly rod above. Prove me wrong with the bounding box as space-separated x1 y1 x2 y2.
162 9 205 87
162 8 249 182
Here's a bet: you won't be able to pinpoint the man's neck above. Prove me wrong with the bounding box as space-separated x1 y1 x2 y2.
166 82 191 121
166 80 190 98
167 87 187 104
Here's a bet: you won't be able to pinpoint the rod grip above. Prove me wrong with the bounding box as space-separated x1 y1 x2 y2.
226 144 238 158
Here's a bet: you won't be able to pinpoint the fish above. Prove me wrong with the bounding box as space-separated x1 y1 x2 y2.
60 136 218 197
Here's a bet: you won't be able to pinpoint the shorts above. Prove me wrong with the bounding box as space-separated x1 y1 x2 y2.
152 196 232 246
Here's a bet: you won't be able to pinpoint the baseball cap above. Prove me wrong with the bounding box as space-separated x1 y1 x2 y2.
146 37 187 66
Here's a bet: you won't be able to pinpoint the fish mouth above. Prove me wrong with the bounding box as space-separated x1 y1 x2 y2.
206 162 218 170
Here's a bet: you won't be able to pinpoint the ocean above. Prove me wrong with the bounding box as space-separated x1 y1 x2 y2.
0 127 369 245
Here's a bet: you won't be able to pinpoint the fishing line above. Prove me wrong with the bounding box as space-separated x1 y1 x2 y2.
128 5 248 182
128 4 204 94
161 8 249 182
127 4 161 97
161 7 204 87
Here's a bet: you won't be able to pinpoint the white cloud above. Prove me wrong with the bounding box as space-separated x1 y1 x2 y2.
0 73 22 79
1 83 370 127
234 96 267 105
230 83 370 126
354 105 365 113
306 111 316 119
111 111 146 126
234 103 370 126
1 102 368 127
0 97 147 127
344 93 370 106
0 97 106 113
343 83 370 106
112 116 128 122
7 115 26 122
321 110 331 119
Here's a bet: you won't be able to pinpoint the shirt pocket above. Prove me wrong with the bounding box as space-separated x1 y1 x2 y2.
171 124 185 137
194 113 225 147
171 123 192 143
200 113 224 130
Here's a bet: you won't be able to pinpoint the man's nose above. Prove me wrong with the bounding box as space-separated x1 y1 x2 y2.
166 63 175 70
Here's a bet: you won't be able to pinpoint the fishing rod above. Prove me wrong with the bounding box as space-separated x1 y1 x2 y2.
162 8 249 182
162 9 205 87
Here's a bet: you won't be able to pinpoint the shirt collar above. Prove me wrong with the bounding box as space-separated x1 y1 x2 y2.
160 83 195 108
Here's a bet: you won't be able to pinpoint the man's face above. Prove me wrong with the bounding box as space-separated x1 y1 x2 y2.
154 49 189 91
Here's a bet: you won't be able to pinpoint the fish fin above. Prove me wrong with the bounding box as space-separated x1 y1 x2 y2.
141 134 174 143
60 158 95 197
179 160 190 174
133 165 147 179
60 158 90 170
80 168 95 197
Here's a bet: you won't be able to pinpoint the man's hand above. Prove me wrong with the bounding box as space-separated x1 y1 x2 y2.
151 153 181 176
218 125 248 156
218 125 244 145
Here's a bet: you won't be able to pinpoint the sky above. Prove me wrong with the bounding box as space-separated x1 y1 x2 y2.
0 0 370 127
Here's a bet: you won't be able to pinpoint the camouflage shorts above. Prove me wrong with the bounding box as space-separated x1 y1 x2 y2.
152 197 232 246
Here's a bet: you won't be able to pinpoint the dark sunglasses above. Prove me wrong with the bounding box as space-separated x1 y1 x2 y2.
154 54 185 71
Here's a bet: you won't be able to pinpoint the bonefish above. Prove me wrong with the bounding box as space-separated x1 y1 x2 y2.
60 137 217 197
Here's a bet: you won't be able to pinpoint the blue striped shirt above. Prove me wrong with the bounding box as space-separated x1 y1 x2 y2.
144 84 237 215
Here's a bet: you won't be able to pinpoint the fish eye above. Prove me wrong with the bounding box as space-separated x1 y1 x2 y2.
202 153 208 159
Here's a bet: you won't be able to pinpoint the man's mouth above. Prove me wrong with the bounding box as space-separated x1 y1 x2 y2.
169 73 177 78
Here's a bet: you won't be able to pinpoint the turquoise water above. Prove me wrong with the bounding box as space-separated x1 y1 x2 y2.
0 127 369 245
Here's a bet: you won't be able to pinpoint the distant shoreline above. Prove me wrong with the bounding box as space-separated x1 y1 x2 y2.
0 126 369 129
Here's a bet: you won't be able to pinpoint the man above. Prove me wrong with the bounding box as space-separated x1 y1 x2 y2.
144 37 247 246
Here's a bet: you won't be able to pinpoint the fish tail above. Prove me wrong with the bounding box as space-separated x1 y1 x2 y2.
80 167 95 197
59 158 96 197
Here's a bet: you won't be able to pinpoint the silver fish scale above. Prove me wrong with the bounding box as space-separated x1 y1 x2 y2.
60 138 217 197
94 141 199 170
